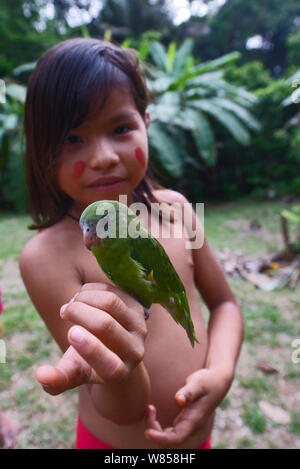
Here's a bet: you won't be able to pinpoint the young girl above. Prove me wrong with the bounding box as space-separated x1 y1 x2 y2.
20 38 243 449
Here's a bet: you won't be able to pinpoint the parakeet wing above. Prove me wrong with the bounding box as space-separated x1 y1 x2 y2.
129 232 199 347
129 234 186 295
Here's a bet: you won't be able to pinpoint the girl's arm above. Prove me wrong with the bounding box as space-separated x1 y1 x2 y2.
192 233 244 379
19 235 150 425
153 189 243 377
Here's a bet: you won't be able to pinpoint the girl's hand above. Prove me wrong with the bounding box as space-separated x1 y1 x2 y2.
144 368 233 448
35 283 147 395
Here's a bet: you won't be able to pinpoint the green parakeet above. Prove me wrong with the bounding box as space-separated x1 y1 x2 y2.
79 200 199 347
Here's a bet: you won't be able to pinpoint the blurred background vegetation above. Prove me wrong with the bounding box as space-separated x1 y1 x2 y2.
1 1 300 449
0 0 300 212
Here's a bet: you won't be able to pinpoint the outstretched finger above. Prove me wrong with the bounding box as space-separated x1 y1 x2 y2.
144 418 194 448
67 325 128 383
175 371 209 408
144 405 163 435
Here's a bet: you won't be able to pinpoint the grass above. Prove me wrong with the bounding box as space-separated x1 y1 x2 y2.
204 198 288 256
0 199 299 449
242 403 267 434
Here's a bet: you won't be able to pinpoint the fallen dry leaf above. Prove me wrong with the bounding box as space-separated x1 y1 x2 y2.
259 401 291 425
257 362 279 374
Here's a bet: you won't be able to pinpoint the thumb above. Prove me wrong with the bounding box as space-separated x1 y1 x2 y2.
36 364 70 395
35 345 102 395
175 369 210 408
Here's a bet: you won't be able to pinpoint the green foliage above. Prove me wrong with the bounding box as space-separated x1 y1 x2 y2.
287 30 300 69
281 205 300 253
0 0 299 208
0 76 27 212
290 413 300 437
121 30 163 61
242 403 267 434
145 39 260 183
0 0 71 77
195 0 300 75
214 69 300 200
224 61 272 91
98 0 172 40
281 205 300 225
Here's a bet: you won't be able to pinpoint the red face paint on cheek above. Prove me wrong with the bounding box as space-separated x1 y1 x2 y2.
72 160 86 180
135 147 146 169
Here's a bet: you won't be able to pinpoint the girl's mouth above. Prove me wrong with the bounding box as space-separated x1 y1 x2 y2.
87 177 126 192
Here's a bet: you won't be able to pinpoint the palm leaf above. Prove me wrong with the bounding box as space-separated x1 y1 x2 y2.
176 51 241 84
148 92 180 124
149 41 168 71
172 38 194 75
190 112 217 166
12 62 36 76
5 84 26 104
166 42 177 72
162 107 217 167
211 98 261 131
148 122 184 177
190 99 251 145
146 74 175 93
188 70 224 88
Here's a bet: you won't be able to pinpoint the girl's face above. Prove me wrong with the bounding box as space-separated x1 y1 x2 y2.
56 87 150 213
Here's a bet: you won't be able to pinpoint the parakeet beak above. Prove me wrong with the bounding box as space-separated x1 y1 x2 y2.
83 230 101 250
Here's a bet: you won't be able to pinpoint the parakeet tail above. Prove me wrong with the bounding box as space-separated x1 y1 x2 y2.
162 293 199 347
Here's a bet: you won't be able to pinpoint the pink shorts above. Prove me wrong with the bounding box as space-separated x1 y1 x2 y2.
76 416 211 449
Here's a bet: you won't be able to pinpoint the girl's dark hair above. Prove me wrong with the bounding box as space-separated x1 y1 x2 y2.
24 37 162 230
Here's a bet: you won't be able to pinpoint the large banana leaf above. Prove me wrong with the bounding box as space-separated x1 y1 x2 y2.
148 92 180 123
148 121 184 177
170 108 216 166
210 98 261 131
192 52 241 75
172 38 194 75
190 112 217 167
0 113 18 130
190 99 251 145
166 42 176 72
172 52 241 88
12 61 36 76
5 83 26 104
146 75 175 93
145 40 260 179
149 41 168 71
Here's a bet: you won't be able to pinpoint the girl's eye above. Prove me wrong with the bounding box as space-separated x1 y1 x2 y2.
64 135 82 145
114 125 132 136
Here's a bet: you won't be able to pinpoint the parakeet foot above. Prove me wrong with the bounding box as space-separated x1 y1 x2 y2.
143 307 150 320
132 295 150 320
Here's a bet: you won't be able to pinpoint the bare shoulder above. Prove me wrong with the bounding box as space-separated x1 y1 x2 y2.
19 219 84 351
20 219 77 271
20 227 54 266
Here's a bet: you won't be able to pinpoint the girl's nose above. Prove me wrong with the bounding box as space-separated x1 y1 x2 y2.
87 138 120 170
